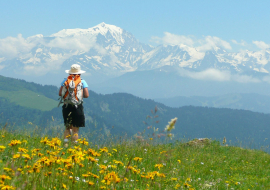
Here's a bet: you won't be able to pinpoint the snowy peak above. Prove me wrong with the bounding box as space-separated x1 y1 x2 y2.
50 22 132 45
93 22 123 36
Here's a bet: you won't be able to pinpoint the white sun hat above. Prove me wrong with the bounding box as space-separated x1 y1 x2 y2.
65 64 86 74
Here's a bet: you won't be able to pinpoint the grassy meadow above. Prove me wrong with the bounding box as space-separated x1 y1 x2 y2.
1 124 270 190
0 90 57 111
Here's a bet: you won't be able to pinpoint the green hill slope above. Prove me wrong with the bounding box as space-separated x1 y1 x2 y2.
0 75 58 111
0 90 58 111
1 75 270 149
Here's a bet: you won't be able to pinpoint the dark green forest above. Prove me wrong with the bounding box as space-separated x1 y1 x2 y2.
1 75 270 148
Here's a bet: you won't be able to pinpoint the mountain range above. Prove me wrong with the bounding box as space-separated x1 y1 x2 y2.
155 93 270 114
1 22 270 98
1 74 270 150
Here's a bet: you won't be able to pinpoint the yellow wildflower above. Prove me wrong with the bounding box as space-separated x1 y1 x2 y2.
0 185 16 190
62 183 67 189
175 183 181 189
156 172 166 177
154 164 163 170
87 148 101 157
88 172 99 179
113 160 124 166
3 168 13 172
13 154 21 159
40 137 49 144
18 148 28 153
184 183 191 188
99 165 107 170
0 175 11 182
103 171 121 185
38 153 44 157
100 147 108 153
8 140 22 146
88 181 94 186
133 157 142 162
22 154 31 160
80 138 89 145
0 146 6 152
82 174 89 178
31 148 40 153
111 165 117 169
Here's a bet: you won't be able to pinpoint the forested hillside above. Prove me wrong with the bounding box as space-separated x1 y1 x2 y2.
1 75 270 148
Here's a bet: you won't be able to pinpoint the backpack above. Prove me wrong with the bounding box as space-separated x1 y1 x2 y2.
58 74 83 108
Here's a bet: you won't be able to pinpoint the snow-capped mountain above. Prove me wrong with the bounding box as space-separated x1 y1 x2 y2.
135 45 270 75
60 23 153 76
1 22 270 87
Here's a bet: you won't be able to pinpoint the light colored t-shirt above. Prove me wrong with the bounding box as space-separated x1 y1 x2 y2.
61 78 89 89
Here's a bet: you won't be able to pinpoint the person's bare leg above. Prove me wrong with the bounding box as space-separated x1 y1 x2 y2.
64 125 72 147
72 126 79 143
64 127 71 139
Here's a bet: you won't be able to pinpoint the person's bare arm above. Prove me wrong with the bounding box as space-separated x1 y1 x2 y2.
59 86 63 96
83 88 89 98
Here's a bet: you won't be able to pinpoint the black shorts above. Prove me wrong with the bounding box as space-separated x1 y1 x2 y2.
62 104 85 127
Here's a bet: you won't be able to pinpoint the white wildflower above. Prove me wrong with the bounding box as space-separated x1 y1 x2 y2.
164 117 177 132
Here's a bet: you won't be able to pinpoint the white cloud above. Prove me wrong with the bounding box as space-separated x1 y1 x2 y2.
22 54 71 76
0 65 5 70
0 33 97 60
262 76 270 83
231 39 247 46
0 33 99 76
155 32 194 46
0 34 36 59
0 57 5 63
197 36 232 51
152 33 231 51
179 68 230 81
253 41 270 50
93 44 108 55
232 74 260 83
46 36 96 52
177 68 260 83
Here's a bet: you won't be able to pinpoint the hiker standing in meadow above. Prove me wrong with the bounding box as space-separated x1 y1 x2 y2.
58 64 89 147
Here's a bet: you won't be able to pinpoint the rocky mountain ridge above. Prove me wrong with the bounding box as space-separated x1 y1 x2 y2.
1 22 270 83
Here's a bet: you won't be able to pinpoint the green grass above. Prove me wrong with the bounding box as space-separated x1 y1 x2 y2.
0 90 58 111
1 127 270 190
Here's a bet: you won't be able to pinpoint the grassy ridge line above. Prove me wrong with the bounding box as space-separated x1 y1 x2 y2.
0 90 58 111
0 74 59 100
1 128 270 189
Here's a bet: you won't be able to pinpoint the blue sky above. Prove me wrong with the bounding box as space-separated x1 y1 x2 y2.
0 0 269 50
